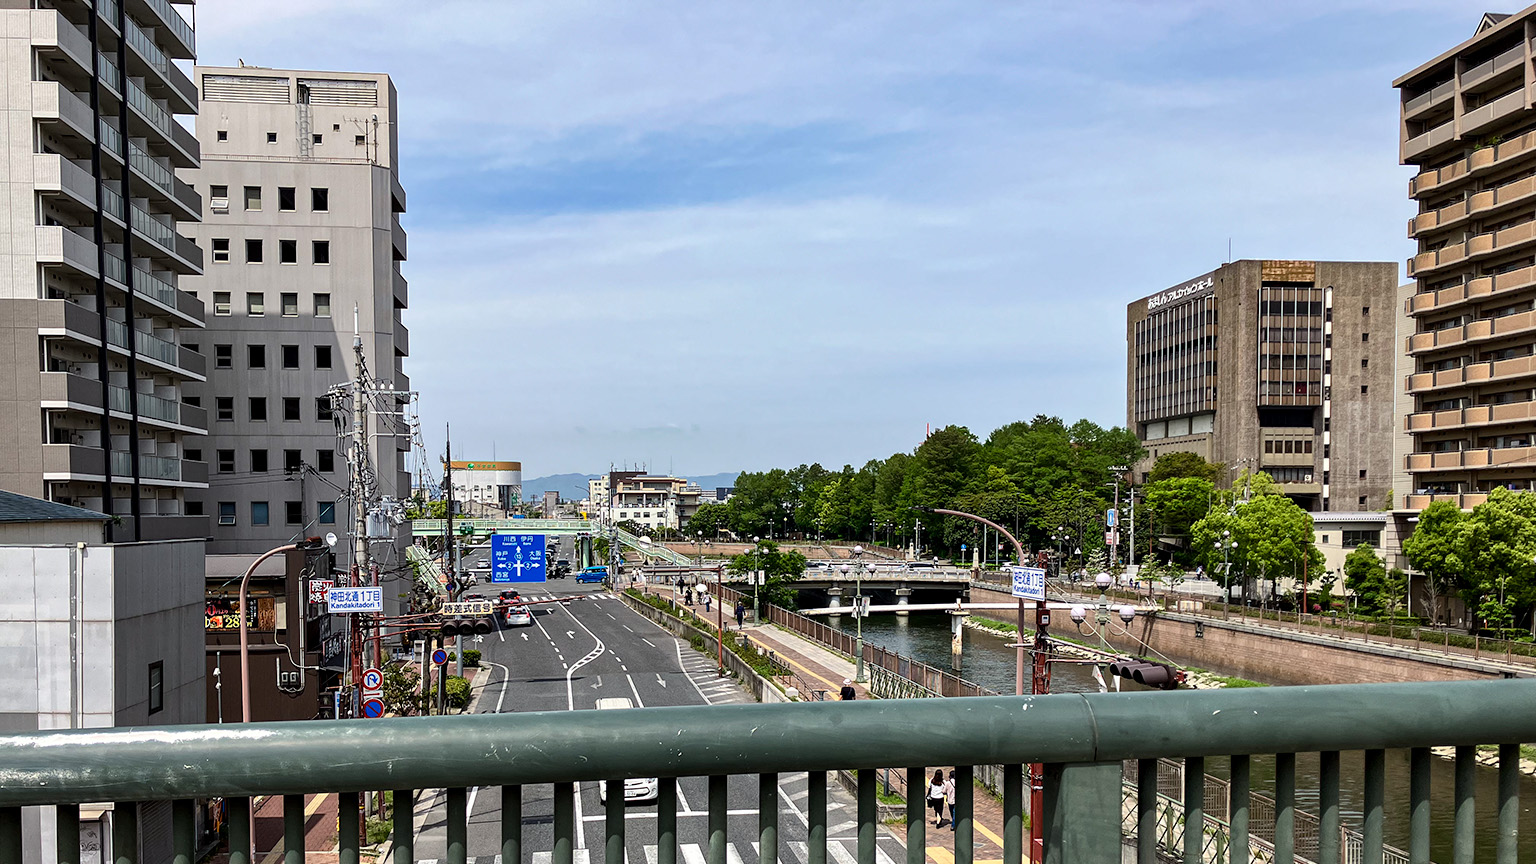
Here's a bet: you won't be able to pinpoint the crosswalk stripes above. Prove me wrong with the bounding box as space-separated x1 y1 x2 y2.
416 837 899 864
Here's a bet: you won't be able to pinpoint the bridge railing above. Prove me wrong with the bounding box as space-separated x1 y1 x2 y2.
1 681 1531 864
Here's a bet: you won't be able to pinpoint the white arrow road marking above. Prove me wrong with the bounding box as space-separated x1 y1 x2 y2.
656 673 667 688
520 633 529 641
567 630 576 639
592 676 603 689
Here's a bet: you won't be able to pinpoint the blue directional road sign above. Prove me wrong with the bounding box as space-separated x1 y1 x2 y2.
491 533 547 583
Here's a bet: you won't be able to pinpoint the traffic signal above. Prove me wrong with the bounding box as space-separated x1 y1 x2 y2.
472 615 493 635
1107 658 1183 690
441 616 467 636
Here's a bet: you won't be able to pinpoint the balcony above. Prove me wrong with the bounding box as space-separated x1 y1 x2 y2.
181 458 207 485
1403 119 1456 162
128 0 195 60
1402 78 1453 120
394 315 409 356
1409 129 1536 198
32 81 94 144
121 15 196 114
125 79 199 169
39 371 103 411
127 140 199 221
179 402 206 432
2 681 1534 864
1404 262 1536 315
393 268 409 309
1407 353 1536 394
130 204 201 274
1405 492 1489 509
35 226 99 280
1405 398 1536 433
40 444 105 480
36 298 102 346
1406 443 1536 472
1463 43 1528 92
1407 308 1536 354
392 218 407 260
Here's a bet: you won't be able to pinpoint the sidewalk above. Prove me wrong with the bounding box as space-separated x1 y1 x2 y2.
652 585 1021 864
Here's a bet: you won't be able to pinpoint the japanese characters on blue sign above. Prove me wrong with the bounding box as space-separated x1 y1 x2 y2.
1010 566 1046 601
492 533 547 583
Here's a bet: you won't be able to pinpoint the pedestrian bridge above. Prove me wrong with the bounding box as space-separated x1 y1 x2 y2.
410 519 693 565
0 680 1526 864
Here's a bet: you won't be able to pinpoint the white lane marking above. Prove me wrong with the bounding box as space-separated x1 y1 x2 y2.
726 844 746 864
827 841 857 864
681 845 708 864
607 613 617 620
655 673 667 689
644 846 658 864
532 852 591 864
623 625 634 632
676 638 716 705
465 661 514 818
499 625 506 642
627 674 645 706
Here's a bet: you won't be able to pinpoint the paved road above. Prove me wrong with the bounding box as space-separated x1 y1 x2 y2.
408 581 904 864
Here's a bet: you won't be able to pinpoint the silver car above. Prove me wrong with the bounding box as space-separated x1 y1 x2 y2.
503 605 533 627
596 697 659 803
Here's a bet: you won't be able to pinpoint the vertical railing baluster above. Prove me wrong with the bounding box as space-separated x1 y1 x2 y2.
1003 764 1023 864
1137 760 1156 864
1499 742 1519 864
606 778 625 864
1364 750 1384 864
1274 754 1295 864
1318 752 1340 864
0 806 21 864
709 775 727 864
392 790 414 864
761 773 779 864
658 779 677 864
1409 748 1429 864
283 794 304 864
56 804 80 864
1230 756 1250 864
448 787 469 864
113 802 138 864
1455 746 1475 864
229 797 252 864
858 770 876 864
338 793 359 864
956 766 974 864
906 768 925 864
808 771 828 864
503 786 523 864
173 799 194 864
554 782 575 864
1183 757 1204 864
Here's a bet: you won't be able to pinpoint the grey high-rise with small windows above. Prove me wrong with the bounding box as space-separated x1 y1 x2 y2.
182 66 409 554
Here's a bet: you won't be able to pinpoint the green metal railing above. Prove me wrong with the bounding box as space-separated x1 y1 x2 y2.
1 681 1533 864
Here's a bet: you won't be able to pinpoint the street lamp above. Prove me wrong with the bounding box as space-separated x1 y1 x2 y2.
840 545 869 682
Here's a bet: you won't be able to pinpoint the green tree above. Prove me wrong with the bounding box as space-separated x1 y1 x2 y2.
1141 477 1213 566
1402 500 1466 625
1191 475 1314 599
685 501 729 538
726 540 809 608
1146 451 1224 485
1343 543 1388 613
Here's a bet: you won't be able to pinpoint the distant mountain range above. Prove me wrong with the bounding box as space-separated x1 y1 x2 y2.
522 472 740 502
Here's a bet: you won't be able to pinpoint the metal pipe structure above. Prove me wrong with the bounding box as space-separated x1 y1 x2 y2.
238 543 300 723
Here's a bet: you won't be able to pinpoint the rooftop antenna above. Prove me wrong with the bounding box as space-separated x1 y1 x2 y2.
1227 238 1232 263
352 303 361 350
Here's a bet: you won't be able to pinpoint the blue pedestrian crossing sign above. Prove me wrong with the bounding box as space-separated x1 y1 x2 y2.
492 533 547 583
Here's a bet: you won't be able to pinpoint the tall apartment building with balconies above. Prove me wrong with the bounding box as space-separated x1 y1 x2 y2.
0 0 207 542
181 66 410 554
1127 260 1399 512
1395 8 1536 509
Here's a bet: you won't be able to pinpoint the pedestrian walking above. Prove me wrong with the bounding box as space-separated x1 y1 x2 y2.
685 588 693 606
735 600 746 630
839 679 856 700
926 770 946 827
704 594 712 613
943 771 957 831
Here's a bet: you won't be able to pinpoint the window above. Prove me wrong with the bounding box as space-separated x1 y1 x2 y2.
1362 306 1370 316
1361 358 1368 368
1359 496 1368 506
1359 469 1367 479
315 345 332 369
248 344 265 368
251 449 268 473
355 134 366 145
284 449 302 473
316 450 334 472
212 238 230 262
281 292 298 316
185 448 202 462
1321 535 1329 544
210 185 229 213
249 397 267 422
316 397 333 422
311 187 329 212
314 293 331 317
251 501 269 526
319 501 336 524
186 500 203 516
282 397 300 422
215 396 233 422
266 131 277 144
1361 385 1369 394
217 130 228 142
148 661 163 715
282 344 299 369
278 186 296 211
285 501 302 525
1361 333 1369 342
312 133 323 145
216 449 234 473
1342 529 1381 548
215 344 232 368
247 292 264 316
213 292 231 315
244 186 261 211
218 501 236 526
312 240 330 264
280 239 297 264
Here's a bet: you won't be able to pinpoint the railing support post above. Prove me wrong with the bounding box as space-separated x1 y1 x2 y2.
1041 762 1120 864
228 798 251 864
0 807 21 864
172 799 194 864
56 804 80 864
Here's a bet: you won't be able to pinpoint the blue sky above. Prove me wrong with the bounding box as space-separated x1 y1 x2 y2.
194 0 1489 479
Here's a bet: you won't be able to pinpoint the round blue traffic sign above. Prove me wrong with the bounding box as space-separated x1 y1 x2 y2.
362 698 385 718
431 649 449 666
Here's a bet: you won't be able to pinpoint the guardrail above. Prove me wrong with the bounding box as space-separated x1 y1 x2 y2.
1 681 1530 864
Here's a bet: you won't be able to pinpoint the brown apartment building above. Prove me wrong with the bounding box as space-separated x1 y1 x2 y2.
1126 260 1399 511
1395 8 1536 509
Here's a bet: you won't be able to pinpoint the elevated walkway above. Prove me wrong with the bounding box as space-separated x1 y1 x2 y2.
410 519 691 565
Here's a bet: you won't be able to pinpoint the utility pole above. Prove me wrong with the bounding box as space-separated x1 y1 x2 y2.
444 425 455 593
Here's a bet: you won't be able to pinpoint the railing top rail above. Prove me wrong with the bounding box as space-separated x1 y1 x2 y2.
2 680 1535 806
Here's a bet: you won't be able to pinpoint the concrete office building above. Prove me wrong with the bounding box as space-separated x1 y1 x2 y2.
181 66 410 554
0 0 208 543
1395 8 1536 509
1126 260 1399 511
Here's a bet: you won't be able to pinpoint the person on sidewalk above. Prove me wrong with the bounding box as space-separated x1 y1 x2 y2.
735 600 746 629
839 679 856 700
927 770 946 827
943 770 957 831
704 594 712 613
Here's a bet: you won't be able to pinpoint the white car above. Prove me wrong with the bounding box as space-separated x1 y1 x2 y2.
596 697 659 803
504 605 533 627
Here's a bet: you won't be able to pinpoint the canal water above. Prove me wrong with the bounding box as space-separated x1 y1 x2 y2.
835 611 1536 861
